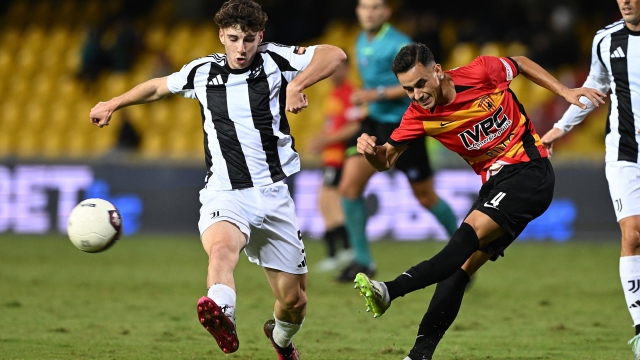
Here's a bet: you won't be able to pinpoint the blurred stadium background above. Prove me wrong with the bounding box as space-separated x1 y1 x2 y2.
0 0 624 241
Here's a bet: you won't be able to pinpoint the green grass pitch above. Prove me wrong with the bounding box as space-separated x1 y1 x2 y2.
0 235 630 359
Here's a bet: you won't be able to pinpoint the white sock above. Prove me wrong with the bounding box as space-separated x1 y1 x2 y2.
272 315 303 348
620 256 640 326
207 284 236 325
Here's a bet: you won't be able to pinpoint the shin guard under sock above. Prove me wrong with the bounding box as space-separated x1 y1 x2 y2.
385 223 479 301
412 269 470 357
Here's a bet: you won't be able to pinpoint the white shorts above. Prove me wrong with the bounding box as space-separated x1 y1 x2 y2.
605 161 640 222
198 181 307 275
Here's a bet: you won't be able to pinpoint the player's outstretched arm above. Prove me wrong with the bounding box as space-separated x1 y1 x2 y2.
89 76 171 128
511 56 607 110
540 127 565 157
286 45 347 114
357 133 407 171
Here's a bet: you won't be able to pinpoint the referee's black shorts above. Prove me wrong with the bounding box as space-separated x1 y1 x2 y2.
471 157 555 261
346 116 433 182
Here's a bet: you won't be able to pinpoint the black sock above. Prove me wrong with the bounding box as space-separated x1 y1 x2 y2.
412 269 470 357
385 223 479 301
636 324 640 336
323 228 337 257
334 225 350 250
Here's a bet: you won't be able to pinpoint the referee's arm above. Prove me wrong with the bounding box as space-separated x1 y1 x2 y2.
90 76 171 128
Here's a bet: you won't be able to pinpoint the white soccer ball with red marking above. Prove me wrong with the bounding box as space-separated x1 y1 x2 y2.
67 198 123 253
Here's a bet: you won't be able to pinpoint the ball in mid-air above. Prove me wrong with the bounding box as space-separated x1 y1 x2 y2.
67 198 122 253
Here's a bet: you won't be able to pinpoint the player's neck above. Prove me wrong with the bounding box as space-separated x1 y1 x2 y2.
365 23 386 40
626 20 640 32
437 74 456 107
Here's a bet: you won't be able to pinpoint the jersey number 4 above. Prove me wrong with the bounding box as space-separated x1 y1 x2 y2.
487 192 506 208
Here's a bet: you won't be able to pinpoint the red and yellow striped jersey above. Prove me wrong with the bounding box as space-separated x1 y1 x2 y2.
389 56 548 182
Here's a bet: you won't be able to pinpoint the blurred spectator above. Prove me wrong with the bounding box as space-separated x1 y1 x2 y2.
151 51 174 78
109 19 144 72
78 26 108 84
307 58 363 273
412 11 444 62
115 111 141 152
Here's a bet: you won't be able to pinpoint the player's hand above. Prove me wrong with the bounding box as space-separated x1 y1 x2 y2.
540 127 565 158
350 89 378 105
560 87 607 110
286 87 308 114
356 133 378 156
89 101 116 128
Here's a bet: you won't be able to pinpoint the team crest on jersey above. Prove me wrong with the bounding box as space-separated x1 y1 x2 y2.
458 105 512 150
478 95 496 112
293 46 307 55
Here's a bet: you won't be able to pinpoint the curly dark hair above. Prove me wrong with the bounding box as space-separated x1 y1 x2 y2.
391 43 436 75
214 0 268 33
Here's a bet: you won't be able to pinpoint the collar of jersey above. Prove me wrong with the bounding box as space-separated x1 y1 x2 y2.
363 22 391 43
624 24 640 36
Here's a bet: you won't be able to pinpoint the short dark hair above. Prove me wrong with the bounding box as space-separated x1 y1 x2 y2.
391 43 436 75
214 0 268 33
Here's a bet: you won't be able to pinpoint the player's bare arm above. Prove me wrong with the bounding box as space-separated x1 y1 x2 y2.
286 45 347 114
356 133 407 171
540 127 565 157
309 121 360 154
89 76 171 128
511 56 607 110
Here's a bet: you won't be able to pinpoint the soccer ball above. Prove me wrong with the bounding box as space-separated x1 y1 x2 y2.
67 198 123 253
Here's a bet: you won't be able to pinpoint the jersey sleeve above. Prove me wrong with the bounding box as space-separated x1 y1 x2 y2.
388 107 427 146
166 57 211 99
263 43 318 83
477 55 520 90
554 35 612 133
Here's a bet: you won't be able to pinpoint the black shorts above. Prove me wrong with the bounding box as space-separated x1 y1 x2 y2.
322 166 342 187
346 116 433 182
471 157 555 261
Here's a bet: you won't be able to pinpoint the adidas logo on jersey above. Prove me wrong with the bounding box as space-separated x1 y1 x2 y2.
611 46 626 58
208 75 224 86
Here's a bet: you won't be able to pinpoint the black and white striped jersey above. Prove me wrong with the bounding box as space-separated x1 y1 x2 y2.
167 42 317 190
555 20 640 163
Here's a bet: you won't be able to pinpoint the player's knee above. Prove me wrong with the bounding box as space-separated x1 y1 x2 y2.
281 287 307 313
338 182 360 199
410 180 438 208
621 222 640 254
416 191 439 209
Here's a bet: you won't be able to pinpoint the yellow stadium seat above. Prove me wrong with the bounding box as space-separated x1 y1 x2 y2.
0 130 14 157
0 27 21 51
140 130 165 158
480 42 506 57
24 105 48 136
92 126 118 156
506 42 529 57
145 25 168 52
444 42 479 70
14 129 41 158
42 129 66 159
32 74 56 102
